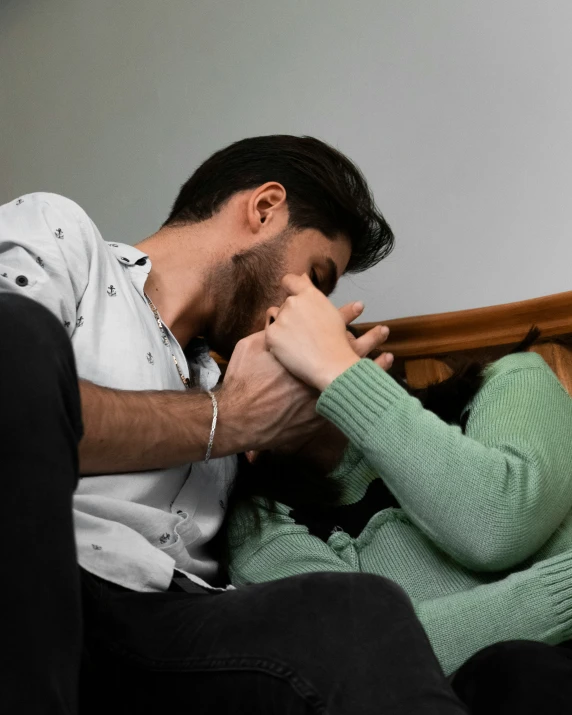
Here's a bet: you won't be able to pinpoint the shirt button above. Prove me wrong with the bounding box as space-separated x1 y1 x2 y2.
135 257 147 266
15 275 28 287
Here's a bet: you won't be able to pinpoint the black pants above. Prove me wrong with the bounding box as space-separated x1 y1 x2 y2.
452 639 572 714
0 293 467 715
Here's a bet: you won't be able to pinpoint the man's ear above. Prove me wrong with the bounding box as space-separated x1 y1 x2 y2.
246 182 288 234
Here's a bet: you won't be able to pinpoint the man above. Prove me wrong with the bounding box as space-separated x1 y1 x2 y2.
0 135 467 714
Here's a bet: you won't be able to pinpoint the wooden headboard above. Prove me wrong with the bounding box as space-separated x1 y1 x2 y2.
353 290 572 394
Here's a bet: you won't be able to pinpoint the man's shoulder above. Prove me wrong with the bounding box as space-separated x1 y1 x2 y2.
1 192 105 253
6 192 91 222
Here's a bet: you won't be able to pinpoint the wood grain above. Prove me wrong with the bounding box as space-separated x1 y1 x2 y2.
353 290 572 358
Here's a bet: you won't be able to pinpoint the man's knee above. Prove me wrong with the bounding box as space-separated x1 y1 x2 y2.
286 571 413 617
0 292 76 387
0 292 81 436
0 293 69 350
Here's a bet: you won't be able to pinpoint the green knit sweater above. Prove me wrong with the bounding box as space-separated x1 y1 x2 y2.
227 353 572 675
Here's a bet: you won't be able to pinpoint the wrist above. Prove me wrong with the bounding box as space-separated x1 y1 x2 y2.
209 385 244 457
314 352 361 392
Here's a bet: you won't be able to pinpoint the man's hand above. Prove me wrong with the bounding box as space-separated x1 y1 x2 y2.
220 301 391 456
219 331 324 454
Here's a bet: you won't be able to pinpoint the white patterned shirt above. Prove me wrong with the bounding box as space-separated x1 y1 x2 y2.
0 193 236 592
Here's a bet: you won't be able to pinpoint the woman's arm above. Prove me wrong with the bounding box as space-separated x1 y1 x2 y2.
414 550 572 676
227 501 358 584
227 501 572 676
317 355 572 571
265 274 572 571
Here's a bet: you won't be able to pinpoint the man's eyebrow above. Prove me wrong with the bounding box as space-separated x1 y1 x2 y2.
322 257 338 296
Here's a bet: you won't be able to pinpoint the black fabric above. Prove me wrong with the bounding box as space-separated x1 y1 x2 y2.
0 293 83 715
290 478 399 541
452 639 572 714
0 292 467 715
79 569 467 715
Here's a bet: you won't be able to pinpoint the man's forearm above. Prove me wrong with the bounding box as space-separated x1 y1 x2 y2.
78 380 241 475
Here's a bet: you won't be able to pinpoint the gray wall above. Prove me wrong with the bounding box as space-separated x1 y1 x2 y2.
2 0 572 321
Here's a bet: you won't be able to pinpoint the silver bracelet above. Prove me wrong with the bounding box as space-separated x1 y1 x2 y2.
204 390 218 464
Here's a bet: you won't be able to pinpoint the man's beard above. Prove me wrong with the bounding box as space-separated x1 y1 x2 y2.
205 231 289 360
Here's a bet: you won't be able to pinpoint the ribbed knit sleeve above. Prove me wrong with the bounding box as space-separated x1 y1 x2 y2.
317 353 572 571
415 550 572 676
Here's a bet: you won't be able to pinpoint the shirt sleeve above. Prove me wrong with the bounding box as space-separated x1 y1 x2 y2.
317 356 572 572
0 193 96 331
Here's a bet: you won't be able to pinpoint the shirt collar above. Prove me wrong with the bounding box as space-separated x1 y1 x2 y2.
106 241 220 388
106 241 151 298
106 241 150 269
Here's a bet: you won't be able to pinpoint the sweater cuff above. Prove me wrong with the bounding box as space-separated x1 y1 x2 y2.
537 551 572 640
317 359 410 447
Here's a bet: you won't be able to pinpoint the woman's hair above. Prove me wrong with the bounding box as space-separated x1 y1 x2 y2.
164 135 394 274
214 327 548 569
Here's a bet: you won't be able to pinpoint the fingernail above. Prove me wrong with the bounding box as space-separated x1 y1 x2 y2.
380 325 389 335
386 353 394 366
354 301 364 313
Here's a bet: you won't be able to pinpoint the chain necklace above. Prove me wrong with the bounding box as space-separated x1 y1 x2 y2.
145 293 193 389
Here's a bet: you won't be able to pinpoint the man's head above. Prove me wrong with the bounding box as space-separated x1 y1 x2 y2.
163 135 394 358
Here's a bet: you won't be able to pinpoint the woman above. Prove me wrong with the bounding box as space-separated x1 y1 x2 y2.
224 273 572 708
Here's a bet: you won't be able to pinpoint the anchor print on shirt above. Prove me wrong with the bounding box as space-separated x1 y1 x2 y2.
15 199 24 205
107 285 117 297
54 228 64 239
76 316 84 328
36 257 45 268
64 321 71 328
146 352 154 364
158 533 171 545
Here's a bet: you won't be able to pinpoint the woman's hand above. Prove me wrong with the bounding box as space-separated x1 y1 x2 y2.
265 273 393 392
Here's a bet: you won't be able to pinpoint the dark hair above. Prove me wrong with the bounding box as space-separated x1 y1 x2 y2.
164 135 394 273
215 327 549 569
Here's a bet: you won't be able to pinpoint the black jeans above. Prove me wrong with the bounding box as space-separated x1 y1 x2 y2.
452 639 572 714
0 293 467 715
